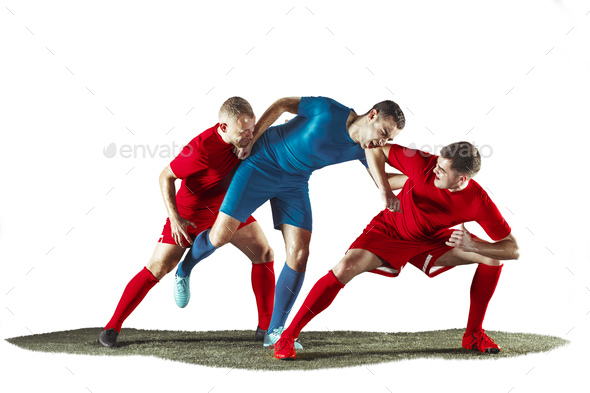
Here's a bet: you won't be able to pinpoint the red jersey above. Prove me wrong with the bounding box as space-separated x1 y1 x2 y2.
374 144 511 242
170 124 240 219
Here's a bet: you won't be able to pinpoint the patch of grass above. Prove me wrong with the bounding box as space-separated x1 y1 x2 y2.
6 328 568 371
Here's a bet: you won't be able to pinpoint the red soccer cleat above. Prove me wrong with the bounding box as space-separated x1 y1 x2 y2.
462 329 502 354
273 336 297 360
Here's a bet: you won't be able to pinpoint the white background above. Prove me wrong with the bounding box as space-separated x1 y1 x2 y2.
1 1 589 392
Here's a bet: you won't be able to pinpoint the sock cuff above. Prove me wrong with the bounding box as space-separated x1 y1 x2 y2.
329 270 345 289
142 266 160 283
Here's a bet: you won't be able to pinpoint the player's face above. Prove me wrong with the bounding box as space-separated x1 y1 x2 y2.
360 112 401 149
227 114 256 148
433 156 464 190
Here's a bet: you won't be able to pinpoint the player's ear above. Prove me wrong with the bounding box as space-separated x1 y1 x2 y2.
219 123 228 133
368 109 378 122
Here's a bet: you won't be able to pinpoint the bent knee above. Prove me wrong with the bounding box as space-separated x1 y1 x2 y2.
146 261 171 280
482 258 503 267
208 228 232 248
262 246 274 263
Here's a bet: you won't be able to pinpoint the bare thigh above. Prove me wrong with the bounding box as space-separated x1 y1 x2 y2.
332 249 385 285
230 221 274 264
146 242 187 280
209 212 242 248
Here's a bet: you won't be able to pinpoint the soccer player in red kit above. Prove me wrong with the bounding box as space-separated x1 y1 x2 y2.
273 141 520 359
98 97 275 348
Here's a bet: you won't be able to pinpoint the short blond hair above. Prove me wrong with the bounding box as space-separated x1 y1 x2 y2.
219 97 254 124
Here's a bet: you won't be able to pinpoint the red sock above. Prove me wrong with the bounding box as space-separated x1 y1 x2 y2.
104 267 159 333
465 264 503 336
283 270 345 339
251 261 275 330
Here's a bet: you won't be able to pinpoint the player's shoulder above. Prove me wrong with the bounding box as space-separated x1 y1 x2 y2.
300 96 347 116
186 124 220 146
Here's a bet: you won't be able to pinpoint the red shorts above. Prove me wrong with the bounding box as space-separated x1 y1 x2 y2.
158 213 256 248
347 227 456 278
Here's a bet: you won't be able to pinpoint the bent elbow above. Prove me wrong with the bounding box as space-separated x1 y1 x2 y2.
512 246 520 260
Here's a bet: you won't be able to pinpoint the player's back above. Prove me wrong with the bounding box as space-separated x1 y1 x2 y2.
250 97 366 174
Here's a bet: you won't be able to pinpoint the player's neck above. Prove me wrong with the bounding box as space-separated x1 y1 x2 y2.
448 179 470 192
346 111 362 143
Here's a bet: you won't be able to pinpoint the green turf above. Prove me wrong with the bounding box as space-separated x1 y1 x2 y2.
6 328 568 371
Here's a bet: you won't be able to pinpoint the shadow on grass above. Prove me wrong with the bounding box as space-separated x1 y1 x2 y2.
6 327 569 371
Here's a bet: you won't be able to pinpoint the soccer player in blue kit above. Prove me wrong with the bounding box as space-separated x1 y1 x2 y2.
173 96 407 346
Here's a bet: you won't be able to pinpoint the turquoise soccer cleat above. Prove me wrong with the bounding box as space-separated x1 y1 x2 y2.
263 326 303 349
173 274 191 308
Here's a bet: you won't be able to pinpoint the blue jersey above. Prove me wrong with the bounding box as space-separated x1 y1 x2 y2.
250 96 367 174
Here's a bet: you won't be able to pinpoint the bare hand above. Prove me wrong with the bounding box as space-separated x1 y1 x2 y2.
445 223 477 252
170 216 197 247
382 190 401 212
232 145 252 160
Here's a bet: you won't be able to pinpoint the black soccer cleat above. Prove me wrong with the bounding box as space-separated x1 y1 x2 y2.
255 326 266 342
98 328 119 348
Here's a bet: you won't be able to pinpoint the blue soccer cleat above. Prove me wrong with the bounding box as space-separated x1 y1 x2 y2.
263 326 303 349
173 274 191 308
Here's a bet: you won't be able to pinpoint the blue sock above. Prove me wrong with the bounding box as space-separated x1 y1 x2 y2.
267 264 305 332
176 229 217 277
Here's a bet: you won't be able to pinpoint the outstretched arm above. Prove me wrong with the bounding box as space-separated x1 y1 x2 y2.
236 97 300 159
365 145 401 212
446 224 520 260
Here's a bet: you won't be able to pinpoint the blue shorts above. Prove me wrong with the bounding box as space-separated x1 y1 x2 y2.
219 160 313 232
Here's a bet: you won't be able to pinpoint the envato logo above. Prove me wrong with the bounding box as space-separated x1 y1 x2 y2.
103 142 193 159
402 142 493 158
